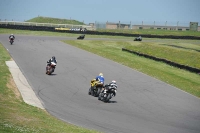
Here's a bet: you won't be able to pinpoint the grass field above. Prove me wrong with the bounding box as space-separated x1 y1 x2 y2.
0 28 200 133
0 28 133 39
124 41 200 69
96 29 200 37
26 16 85 25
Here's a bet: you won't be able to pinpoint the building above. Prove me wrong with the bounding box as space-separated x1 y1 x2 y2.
132 25 190 31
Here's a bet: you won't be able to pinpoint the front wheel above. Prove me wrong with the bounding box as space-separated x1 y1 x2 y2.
10 41 13 45
46 66 52 75
105 93 111 103
88 87 91 95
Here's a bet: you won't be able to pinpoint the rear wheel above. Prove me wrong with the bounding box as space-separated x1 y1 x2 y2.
96 87 101 97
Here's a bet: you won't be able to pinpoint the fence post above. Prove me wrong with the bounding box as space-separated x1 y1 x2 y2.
119 21 120 29
177 21 179 30
130 21 132 29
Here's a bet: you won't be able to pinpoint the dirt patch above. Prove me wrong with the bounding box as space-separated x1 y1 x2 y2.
6 75 22 101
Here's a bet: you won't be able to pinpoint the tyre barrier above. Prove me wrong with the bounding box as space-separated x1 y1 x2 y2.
0 24 55 31
0 24 200 40
122 48 200 74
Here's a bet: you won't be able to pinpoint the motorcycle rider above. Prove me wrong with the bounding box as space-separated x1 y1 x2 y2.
46 56 57 72
91 73 105 89
9 34 15 41
138 35 142 40
101 80 117 96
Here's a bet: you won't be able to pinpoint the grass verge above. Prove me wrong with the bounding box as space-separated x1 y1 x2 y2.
0 28 134 40
62 40 200 98
97 29 200 37
0 43 99 133
124 41 200 69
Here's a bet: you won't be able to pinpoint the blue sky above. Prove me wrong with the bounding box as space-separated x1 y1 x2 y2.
0 0 200 25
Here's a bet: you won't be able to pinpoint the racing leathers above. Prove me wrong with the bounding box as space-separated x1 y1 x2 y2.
46 58 57 72
102 82 117 96
9 34 15 41
91 75 104 88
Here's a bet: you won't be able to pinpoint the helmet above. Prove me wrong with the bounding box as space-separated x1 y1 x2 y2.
99 73 103 76
52 56 56 60
11 34 13 36
111 80 116 84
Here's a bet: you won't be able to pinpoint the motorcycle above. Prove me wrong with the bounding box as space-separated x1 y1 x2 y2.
134 36 142 41
77 34 85 40
98 85 117 103
46 62 57 75
88 80 103 97
9 38 14 45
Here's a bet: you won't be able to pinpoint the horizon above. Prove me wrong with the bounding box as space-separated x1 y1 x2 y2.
0 0 200 26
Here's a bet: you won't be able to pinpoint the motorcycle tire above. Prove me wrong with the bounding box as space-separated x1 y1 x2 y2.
96 87 101 97
88 87 91 95
91 88 94 96
105 93 111 103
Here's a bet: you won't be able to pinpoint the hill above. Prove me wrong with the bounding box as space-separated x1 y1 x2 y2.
26 16 85 25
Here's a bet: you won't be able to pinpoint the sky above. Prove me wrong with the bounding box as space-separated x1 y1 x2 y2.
0 0 200 26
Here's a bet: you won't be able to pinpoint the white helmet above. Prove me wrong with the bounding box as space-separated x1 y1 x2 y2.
111 80 116 84
11 34 14 36
99 73 103 77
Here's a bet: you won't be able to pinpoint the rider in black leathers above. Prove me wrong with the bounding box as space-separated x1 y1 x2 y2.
102 80 117 96
9 34 15 41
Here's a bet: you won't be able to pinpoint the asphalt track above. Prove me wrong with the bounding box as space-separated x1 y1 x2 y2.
1 34 200 133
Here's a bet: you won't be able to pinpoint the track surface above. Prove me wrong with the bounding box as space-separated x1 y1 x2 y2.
1 34 200 133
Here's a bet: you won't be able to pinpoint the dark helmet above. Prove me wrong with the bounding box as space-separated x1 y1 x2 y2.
52 56 56 60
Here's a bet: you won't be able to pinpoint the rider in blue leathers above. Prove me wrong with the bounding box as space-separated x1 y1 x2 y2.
91 73 105 89
95 73 104 84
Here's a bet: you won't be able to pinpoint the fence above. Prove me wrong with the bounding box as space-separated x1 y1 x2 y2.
0 21 94 30
0 20 199 31
94 21 200 31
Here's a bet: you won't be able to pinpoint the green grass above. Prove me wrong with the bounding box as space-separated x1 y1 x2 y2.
0 28 134 39
62 40 200 98
26 16 85 25
124 41 200 69
0 43 100 133
96 29 200 37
